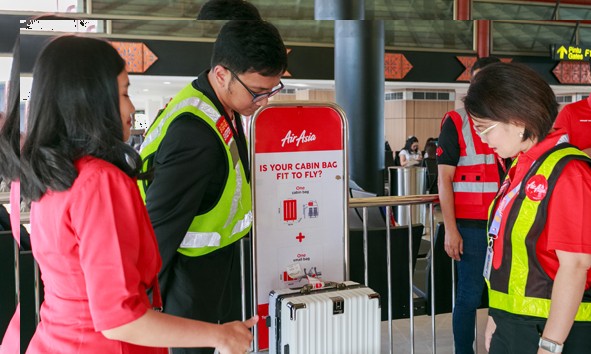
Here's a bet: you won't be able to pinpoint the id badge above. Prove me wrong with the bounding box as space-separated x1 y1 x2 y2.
483 246 493 281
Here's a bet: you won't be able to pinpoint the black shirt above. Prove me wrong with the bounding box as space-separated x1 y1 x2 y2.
144 70 250 284
436 117 461 167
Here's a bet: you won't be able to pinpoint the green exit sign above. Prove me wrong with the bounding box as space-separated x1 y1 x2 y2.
551 44 591 61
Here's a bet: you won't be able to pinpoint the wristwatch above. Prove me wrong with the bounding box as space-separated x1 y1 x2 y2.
538 337 563 353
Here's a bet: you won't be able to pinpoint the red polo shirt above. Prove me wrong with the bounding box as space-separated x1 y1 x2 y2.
554 95 591 150
491 130 591 289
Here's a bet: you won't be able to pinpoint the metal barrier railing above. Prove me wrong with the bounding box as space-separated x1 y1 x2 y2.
349 194 445 354
9 195 463 354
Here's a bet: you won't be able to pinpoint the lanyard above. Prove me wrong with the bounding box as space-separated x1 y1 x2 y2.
488 180 521 239
484 177 521 281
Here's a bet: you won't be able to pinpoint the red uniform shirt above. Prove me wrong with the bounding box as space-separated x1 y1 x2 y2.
492 130 591 290
554 95 591 150
26 157 167 354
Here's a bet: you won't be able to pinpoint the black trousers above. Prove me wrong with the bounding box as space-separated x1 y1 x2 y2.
163 242 246 354
489 309 591 354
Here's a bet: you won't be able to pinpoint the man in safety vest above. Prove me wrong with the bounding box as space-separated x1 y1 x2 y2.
138 20 287 354
436 56 505 354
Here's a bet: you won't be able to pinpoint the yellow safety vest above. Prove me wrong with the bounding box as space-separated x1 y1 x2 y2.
138 83 252 257
486 143 591 321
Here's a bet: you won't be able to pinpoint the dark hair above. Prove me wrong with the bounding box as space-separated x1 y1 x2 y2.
464 62 557 143
423 137 435 149
197 0 262 20
0 37 21 182
21 35 142 201
211 20 287 76
423 137 436 153
424 141 437 159
403 136 419 152
471 56 501 75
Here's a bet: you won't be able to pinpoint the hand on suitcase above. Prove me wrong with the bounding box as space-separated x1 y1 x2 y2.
216 315 259 354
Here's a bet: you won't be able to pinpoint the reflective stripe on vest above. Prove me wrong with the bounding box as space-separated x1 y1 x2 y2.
452 182 499 193
139 83 252 257
443 108 500 219
181 232 221 248
455 108 498 170
179 211 253 249
458 153 497 166
487 144 591 321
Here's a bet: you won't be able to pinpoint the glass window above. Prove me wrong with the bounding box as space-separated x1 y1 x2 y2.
386 20 473 51
492 22 588 55
369 0 454 20
413 92 425 100
474 1 591 20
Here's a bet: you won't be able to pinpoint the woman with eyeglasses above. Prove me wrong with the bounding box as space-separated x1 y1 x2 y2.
464 62 591 354
19 35 256 354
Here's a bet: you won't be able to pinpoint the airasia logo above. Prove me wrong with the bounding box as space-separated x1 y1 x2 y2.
525 174 548 201
281 130 317 147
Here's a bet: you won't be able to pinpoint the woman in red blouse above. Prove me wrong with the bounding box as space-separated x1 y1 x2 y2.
18 35 257 354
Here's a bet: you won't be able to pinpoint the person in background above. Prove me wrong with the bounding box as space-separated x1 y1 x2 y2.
423 137 437 158
423 140 437 160
436 56 504 354
553 74 591 156
465 62 591 354
18 35 257 354
0 36 21 354
197 0 262 20
399 135 423 167
422 140 439 194
138 20 287 354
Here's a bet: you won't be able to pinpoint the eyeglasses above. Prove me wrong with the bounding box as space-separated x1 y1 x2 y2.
475 123 498 137
225 67 284 103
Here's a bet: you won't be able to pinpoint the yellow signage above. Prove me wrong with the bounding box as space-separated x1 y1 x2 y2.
552 44 591 61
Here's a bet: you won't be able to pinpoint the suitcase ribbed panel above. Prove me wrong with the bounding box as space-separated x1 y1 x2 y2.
272 284 380 354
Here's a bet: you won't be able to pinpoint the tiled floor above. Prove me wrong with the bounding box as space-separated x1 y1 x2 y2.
383 308 489 354
381 205 490 354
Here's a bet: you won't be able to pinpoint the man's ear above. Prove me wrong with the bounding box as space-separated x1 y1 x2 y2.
212 65 231 88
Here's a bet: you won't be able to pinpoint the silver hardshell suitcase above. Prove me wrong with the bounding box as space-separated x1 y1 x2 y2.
268 281 381 354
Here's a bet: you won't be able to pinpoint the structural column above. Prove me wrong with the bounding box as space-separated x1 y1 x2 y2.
454 0 471 20
314 0 365 20
476 20 491 58
315 1 385 195
334 21 384 194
